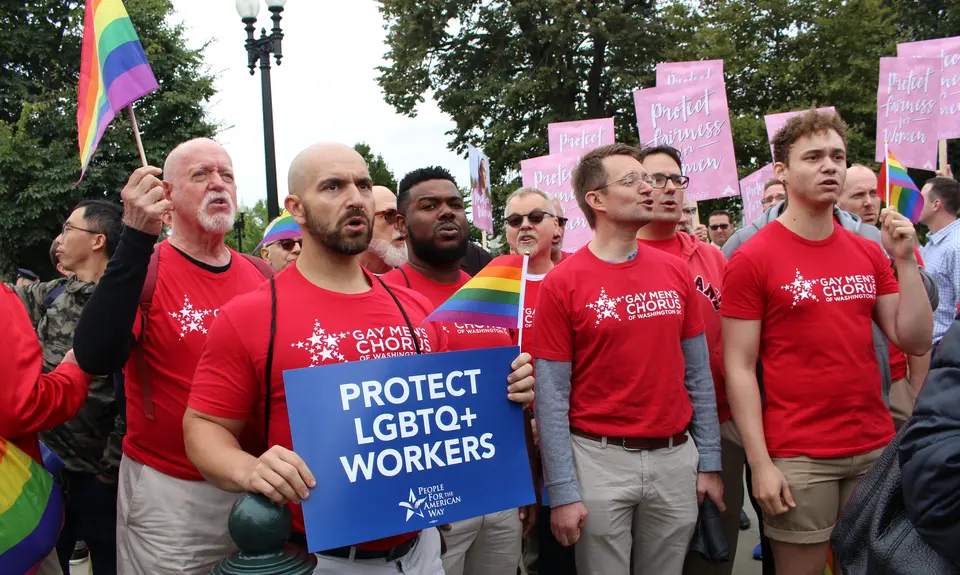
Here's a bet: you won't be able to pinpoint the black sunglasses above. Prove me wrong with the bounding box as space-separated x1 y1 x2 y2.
274 238 302 251
708 224 729 231
505 210 557 228
375 209 399 225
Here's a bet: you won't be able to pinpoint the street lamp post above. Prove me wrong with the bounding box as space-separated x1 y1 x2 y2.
235 0 287 221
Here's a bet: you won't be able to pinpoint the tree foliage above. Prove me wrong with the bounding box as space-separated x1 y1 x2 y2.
224 199 269 255
0 0 217 278
377 0 959 230
354 142 399 192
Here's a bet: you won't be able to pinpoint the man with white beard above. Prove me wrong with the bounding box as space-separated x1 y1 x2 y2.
359 185 408 274
73 138 274 575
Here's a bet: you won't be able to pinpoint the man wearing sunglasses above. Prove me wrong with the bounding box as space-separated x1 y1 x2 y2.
534 143 721 574
359 185 408 275
634 146 742 575
259 214 302 273
707 210 736 248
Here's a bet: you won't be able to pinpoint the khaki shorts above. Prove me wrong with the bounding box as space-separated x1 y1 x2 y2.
763 448 884 545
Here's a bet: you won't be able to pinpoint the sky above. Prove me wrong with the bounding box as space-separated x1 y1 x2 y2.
169 0 463 210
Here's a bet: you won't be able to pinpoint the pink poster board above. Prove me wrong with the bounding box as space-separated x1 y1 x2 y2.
739 164 775 225
764 107 836 161
467 144 493 233
875 57 942 170
519 153 592 252
655 60 724 87
898 36 960 140
547 118 615 156
633 79 740 201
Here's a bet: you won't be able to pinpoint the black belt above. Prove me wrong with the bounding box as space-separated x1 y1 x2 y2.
288 532 420 561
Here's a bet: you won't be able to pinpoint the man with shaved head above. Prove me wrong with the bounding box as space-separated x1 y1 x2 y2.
184 143 535 574
73 137 274 574
838 165 881 226
358 185 407 274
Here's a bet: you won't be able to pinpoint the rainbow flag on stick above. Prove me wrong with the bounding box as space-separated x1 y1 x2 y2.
424 254 528 332
879 145 925 224
0 438 64 574
77 0 159 178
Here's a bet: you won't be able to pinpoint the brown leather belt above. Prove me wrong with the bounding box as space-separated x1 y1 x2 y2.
571 427 688 451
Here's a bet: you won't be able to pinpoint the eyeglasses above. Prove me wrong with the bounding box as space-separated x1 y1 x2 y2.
505 210 557 228
375 209 399 225
682 208 698 217
708 224 730 231
762 193 786 207
596 172 657 192
61 222 99 236
270 238 301 251
648 173 690 190
557 216 568 226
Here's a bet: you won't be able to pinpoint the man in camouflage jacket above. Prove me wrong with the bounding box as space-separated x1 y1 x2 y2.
10 200 123 574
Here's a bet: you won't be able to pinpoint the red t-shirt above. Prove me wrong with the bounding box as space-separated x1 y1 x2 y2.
189 266 447 549
721 221 897 458
639 233 730 423
519 274 545 358
888 247 925 381
534 245 704 438
124 242 268 480
382 265 513 351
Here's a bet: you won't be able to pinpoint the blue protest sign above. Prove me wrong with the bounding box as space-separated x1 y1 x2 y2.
284 345 535 552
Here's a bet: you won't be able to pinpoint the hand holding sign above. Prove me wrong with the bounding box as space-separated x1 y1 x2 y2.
240 444 317 505
508 352 535 405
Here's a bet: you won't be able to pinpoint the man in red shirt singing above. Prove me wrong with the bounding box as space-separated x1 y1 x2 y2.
721 110 933 575
635 144 742 575
382 166 527 575
184 144 534 575
534 143 723 574
73 138 273 575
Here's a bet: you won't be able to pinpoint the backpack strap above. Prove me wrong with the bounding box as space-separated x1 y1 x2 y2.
40 282 68 317
240 253 276 279
136 244 161 420
397 266 412 289
264 276 277 446
375 276 422 354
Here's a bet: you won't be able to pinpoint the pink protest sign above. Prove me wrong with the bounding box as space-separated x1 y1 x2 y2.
655 60 724 87
875 57 941 170
467 144 493 233
739 164 775 225
519 153 592 252
764 107 836 161
633 80 740 201
898 37 960 140
547 118 615 156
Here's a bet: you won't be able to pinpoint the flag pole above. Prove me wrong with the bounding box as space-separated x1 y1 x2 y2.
939 140 949 175
884 140 891 209
128 104 148 167
516 252 530 351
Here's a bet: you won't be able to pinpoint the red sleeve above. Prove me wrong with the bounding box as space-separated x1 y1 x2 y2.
532 275 573 362
188 308 260 420
872 244 900 296
0 287 90 440
720 250 765 320
914 247 924 267
681 268 706 339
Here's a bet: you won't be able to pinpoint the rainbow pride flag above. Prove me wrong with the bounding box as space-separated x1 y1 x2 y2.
878 148 925 224
256 210 301 249
77 0 159 177
424 254 528 329
0 438 64 574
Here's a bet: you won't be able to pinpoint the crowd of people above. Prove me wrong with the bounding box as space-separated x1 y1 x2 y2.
3 108 960 575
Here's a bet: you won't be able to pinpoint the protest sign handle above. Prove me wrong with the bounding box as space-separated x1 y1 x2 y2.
128 104 148 168
884 141 891 208
939 140 949 174
481 230 487 251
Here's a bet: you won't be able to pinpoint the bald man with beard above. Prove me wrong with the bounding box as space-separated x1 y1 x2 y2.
184 143 535 575
73 138 275 575
358 185 407 274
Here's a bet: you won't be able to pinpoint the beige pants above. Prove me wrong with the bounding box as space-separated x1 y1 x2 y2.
889 377 918 430
311 528 444 574
571 433 699 575
441 509 522 575
116 456 240 575
683 421 746 575
35 550 62 575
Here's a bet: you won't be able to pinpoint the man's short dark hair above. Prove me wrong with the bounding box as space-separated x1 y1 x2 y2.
764 179 783 191
772 109 848 165
926 176 960 215
709 209 731 221
572 143 644 229
73 199 123 258
637 145 683 171
49 239 59 267
397 166 458 215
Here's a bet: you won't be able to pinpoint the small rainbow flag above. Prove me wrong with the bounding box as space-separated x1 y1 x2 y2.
256 210 301 249
0 438 64 574
424 254 528 329
77 0 159 177
878 148 925 224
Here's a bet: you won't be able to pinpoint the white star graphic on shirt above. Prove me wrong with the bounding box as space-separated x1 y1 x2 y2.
585 287 624 326
781 269 820 307
169 296 216 340
292 320 347 366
